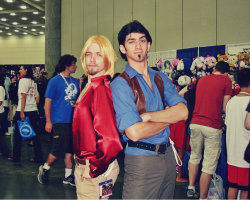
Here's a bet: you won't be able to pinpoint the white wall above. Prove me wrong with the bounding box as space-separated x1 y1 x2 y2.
61 0 250 78
0 35 45 65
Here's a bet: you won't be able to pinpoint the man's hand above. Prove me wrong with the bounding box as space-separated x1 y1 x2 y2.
20 112 25 121
140 113 151 122
45 121 53 133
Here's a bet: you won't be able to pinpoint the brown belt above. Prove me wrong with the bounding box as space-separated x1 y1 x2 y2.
75 158 86 165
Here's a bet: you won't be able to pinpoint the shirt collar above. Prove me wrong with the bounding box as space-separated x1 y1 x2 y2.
124 64 156 79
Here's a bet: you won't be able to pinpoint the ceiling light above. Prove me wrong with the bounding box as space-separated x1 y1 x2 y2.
34 0 40 1
31 21 38 24
23 26 27 29
10 13 16 16
33 11 39 14
23 32 28 35
6 0 14 3
0 30 3 33
0 7 4 11
5 27 10 29
14 30 19 32
7 33 12 35
21 17 28 20
39 31 44 34
12 22 18 25
42 25 45 28
20 5 27 9
31 29 36 31
42 16 45 19
1 18 7 22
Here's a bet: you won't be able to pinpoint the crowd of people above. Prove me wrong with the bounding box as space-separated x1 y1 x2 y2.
0 20 250 199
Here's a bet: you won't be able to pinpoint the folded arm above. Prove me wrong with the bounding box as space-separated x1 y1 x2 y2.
140 102 188 124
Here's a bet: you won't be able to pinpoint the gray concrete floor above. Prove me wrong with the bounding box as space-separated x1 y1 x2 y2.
0 132 189 199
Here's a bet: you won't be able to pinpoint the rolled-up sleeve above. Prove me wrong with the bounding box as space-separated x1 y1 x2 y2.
111 77 142 133
158 72 187 106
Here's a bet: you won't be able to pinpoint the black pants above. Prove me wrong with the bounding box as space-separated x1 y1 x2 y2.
0 112 10 156
2 107 9 133
13 111 43 162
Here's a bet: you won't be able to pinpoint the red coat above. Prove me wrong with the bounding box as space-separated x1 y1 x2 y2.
72 75 123 178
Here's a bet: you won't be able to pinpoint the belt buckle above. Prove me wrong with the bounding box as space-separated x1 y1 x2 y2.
155 144 160 154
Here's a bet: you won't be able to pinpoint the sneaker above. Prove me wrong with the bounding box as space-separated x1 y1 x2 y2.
63 175 75 186
187 188 199 199
37 165 50 184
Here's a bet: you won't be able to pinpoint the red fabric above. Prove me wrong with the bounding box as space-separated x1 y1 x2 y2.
228 164 249 187
72 75 123 178
191 74 232 129
170 120 190 150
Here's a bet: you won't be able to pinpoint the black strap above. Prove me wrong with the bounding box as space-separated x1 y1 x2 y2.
127 140 170 154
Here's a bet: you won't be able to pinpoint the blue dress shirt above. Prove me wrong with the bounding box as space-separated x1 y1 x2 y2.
111 64 186 155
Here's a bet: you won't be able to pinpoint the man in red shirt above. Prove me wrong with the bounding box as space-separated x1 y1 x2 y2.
187 61 232 199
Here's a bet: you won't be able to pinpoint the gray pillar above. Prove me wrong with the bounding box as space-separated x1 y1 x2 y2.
45 0 61 78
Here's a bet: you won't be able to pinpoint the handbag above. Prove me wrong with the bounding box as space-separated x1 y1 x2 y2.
207 174 225 200
244 142 250 163
17 116 36 140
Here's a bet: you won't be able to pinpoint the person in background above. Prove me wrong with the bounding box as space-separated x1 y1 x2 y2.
0 74 10 158
37 71 48 118
111 20 188 199
8 66 43 163
72 35 123 199
38 55 79 186
8 74 18 134
226 68 250 199
187 61 232 199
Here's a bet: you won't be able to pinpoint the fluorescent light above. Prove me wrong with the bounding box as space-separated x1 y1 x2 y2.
1 18 7 21
39 31 44 34
0 30 3 33
20 5 27 9
7 33 12 35
31 29 36 31
33 11 39 15
31 21 38 24
14 30 19 32
5 27 10 29
10 13 16 16
42 25 45 28
23 32 28 35
42 16 45 19
23 26 27 29
21 17 28 20
6 0 14 3
12 22 18 25
0 7 4 11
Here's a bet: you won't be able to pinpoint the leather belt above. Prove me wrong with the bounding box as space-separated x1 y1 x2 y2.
75 158 86 165
127 140 170 154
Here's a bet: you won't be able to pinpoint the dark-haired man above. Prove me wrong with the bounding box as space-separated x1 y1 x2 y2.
38 55 80 185
187 61 232 199
111 20 188 199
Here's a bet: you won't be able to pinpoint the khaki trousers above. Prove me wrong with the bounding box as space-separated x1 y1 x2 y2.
74 159 119 200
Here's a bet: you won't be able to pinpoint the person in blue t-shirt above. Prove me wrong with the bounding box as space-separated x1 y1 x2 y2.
37 54 80 186
111 20 188 199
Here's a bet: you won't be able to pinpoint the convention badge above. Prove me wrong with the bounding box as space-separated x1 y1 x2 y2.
99 179 113 199
70 100 76 107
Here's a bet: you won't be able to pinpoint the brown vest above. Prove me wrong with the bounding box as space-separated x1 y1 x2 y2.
119 72 164 115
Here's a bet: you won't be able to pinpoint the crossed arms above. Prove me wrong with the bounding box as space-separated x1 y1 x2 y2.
125 102 188 141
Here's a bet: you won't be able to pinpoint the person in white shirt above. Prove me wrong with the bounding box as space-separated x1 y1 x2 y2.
8 66 43 163
225 68 250 199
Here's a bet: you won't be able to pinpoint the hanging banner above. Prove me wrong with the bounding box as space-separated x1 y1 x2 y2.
226 43 250 54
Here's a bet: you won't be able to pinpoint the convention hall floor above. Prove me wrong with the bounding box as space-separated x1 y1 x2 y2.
0 132 189 199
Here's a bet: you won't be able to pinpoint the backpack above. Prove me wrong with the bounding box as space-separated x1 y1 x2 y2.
183 79 199 127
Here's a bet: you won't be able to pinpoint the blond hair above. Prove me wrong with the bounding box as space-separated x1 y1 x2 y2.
81 35 117 77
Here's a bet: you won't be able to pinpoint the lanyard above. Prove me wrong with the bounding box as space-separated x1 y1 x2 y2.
60 74 72 86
